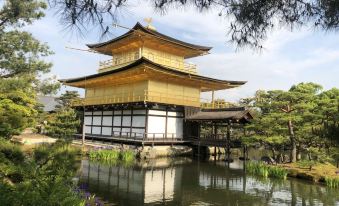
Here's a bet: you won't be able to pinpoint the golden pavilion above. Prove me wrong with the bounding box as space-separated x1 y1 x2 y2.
61 22 250 145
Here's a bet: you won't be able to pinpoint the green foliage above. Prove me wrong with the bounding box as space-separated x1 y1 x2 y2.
0 90 37 137
89 149 120 163
0 0 46 28
324 177 339 188
46 108 80 140
243 82 338 163
0 0 58 138
246 161 288 180
0 30 53 78
297 160 319 171
89 149 136 165
0 139 84 206
121 150 135 163
56 90 81 108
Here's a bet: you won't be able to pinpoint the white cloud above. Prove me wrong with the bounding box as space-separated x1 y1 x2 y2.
25 4 339 101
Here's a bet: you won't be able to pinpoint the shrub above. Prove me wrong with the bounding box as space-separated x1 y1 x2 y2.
297 160 318 171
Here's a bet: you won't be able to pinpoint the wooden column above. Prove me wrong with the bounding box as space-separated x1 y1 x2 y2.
226 120 231 161
211 90 215 109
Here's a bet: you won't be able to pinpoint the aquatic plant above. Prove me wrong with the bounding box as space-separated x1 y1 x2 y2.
269 166 288 179
89 149 135 165
75 183 107 206
324 177 339 188
89 149 119 163
246 161 288 179
121 150 135 163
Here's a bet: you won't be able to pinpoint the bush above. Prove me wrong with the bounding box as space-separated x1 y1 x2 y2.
297 160 318 171
46 108 80 140
0 140 84 206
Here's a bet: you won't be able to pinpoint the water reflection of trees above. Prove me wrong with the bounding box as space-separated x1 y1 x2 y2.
78 159 339 206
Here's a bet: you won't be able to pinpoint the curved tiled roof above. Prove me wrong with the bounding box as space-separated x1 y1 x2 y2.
59 57 246 87
186 107 253 122
87 22 212 52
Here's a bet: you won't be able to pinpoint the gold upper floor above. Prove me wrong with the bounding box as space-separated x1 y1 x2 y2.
98 46 197 74
87 22 212 75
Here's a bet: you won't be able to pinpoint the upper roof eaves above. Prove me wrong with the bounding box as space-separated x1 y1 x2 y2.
86 22 212 52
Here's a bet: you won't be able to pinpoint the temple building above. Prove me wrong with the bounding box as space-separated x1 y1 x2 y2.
61 22 251 146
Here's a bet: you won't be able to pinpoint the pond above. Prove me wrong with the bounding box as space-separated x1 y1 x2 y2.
78 157 339 206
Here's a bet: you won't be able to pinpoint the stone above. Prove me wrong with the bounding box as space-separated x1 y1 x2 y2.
261 156 276 164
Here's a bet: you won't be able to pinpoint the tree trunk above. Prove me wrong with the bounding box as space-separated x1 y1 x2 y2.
288 119 297 162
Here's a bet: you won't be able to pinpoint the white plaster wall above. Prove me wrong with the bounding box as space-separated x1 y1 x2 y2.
102 116 112 126
168 111 183 117
112 127 121 133
149 110 166 115
92 116 102 125
84 116 92 125
133 109 146 115
84 111 92 115
93 111 102 115
131 128 145 137
84 125 91 134
113 116 121 126
103 111 113 115
132 116 145 127
122 116 131 126
167 117 183 138
102 127 112 136
147 116 166 138
114 110 122 115
121 127 130 134
123 109 132 115
92 126 101 135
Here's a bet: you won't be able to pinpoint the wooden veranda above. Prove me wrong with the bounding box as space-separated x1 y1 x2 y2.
185 107 253 155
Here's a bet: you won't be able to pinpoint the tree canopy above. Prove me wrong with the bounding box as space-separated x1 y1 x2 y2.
0 0 58 138
243 82 339 163
47 0 339 49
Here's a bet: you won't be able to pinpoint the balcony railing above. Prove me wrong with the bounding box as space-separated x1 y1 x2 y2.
199 100 235 109
72 90 200 107
98 54 197 74
72 90 232 109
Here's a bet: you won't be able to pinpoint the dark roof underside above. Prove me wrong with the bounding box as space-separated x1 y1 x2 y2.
87 22 212 51
59 57 246 87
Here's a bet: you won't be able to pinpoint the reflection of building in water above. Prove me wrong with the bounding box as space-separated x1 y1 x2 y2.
80 159 339 206
80 159 184 205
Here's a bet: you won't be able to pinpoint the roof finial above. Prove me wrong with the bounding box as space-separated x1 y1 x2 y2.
143 17 156 31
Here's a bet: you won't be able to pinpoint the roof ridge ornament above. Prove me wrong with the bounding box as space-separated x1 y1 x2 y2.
143 17 156 31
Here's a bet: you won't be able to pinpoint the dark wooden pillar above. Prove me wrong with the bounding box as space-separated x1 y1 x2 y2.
226 120 231 161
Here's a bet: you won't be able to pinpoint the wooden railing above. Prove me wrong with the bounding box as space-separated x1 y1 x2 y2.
72 91 232 109
98 53 197 74
72 90 201 107
74 132 185 145
98 51 140 73
200 101 234 109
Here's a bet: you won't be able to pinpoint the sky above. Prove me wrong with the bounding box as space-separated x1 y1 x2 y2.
25 2 339 102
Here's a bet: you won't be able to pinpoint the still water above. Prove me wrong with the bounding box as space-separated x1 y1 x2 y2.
79 157 339 206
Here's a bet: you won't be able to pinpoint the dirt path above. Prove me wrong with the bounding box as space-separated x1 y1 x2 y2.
11 128 56 145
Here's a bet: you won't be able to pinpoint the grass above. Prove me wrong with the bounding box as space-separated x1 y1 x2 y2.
246 161 288 179
89 149 135 165
324 177 339 188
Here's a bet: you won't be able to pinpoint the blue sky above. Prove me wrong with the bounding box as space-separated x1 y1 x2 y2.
25 2 339 102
